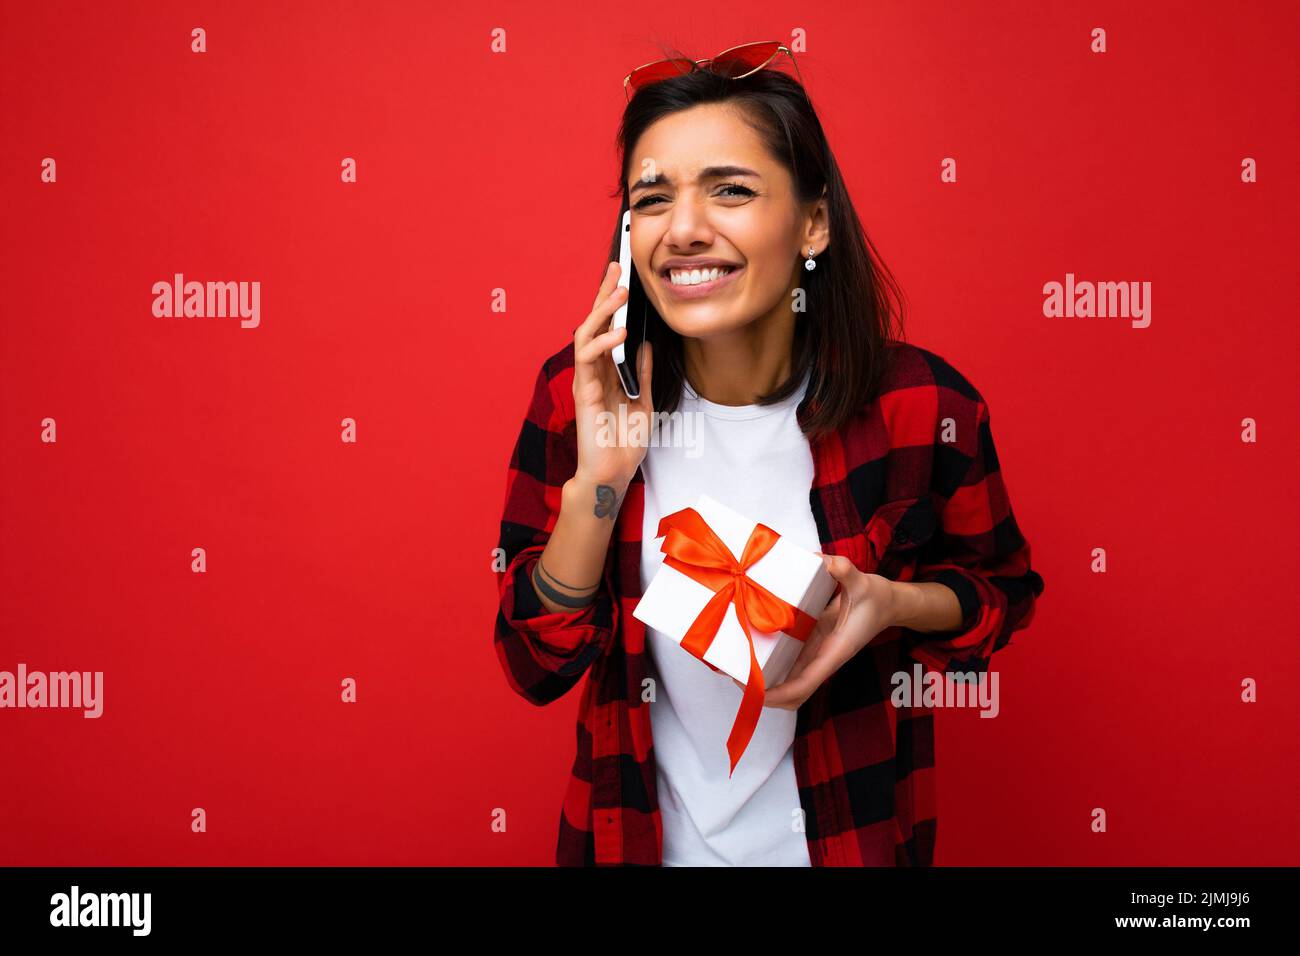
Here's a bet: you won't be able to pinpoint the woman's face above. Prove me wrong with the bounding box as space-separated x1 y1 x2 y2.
626 103 820 340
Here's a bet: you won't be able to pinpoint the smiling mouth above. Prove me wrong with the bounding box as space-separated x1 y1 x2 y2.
659 265 743 298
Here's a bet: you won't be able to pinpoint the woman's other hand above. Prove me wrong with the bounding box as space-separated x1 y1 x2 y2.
758 555 900 710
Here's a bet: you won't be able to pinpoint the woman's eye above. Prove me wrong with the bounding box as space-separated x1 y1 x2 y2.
632 183 756 210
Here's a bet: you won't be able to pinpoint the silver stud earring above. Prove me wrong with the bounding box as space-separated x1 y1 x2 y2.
804 245 817 271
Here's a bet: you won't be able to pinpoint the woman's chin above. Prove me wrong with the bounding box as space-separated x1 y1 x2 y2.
659 309 753 339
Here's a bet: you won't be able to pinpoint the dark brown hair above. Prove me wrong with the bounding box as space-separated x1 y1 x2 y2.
603 45 908 443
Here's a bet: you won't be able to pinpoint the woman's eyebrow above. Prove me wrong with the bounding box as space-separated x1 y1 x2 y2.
629 165 761 195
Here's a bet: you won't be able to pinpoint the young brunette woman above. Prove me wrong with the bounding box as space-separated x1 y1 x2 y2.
493 42 1045 867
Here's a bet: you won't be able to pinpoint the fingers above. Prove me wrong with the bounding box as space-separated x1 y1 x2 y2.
575 324 627 367
590 260 620 314
821 554 864 593
573 263 628 395
576 262 626 354
765 654 838 709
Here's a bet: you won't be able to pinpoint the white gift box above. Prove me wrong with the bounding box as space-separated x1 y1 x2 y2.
633 494 838 688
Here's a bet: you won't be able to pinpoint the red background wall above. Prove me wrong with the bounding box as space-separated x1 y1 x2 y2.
2 0 1297 865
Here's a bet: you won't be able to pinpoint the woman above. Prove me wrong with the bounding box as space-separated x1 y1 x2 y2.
493 42 1045 866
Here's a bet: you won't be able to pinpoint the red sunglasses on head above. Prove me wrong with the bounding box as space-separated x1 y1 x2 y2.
623 41 807 101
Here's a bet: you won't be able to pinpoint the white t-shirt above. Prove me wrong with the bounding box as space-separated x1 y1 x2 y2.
639 367 816 867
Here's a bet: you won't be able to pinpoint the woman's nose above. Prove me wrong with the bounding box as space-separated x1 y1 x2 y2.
664 205 715 248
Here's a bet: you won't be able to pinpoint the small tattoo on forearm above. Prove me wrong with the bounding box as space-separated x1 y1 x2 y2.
594 484 622 519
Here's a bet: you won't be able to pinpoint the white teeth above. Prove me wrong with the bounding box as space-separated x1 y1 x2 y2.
668 266 733 286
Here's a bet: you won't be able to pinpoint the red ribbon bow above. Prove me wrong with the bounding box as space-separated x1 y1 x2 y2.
655 506 818 776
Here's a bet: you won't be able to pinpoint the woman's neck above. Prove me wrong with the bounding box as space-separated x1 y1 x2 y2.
681 307 796 406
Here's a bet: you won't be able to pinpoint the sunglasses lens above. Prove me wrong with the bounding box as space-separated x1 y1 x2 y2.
709 41 781 78
628 57 696 92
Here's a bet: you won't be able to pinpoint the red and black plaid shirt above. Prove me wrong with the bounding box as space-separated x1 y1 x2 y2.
493 339 1045 866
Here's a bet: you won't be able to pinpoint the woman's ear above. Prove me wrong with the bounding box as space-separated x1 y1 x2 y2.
805 188 830 244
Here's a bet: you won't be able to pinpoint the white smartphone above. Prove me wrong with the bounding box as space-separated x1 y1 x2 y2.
610 209 648 399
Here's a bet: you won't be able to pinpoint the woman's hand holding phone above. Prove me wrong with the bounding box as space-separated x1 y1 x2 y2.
525 261 653 615
572 260 655 495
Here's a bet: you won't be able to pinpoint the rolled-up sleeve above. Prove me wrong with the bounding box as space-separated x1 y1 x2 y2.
493 355 617 706
903 396 1045 674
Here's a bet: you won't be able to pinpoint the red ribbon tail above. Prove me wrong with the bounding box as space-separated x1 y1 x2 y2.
726 605 767 777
